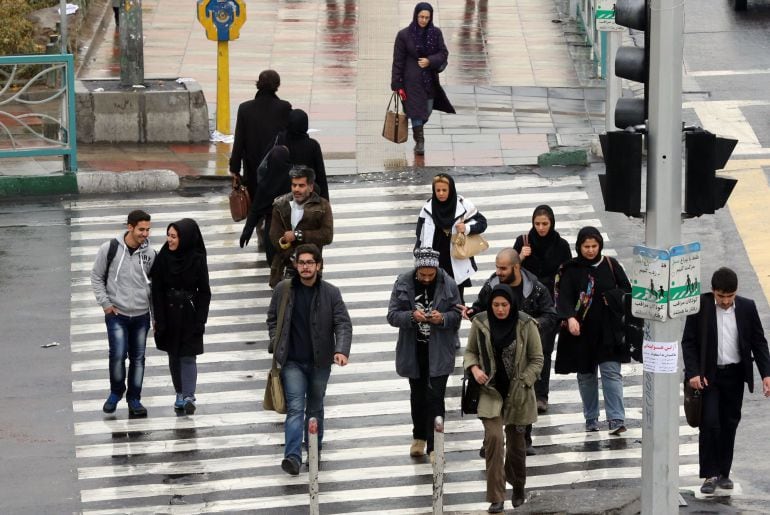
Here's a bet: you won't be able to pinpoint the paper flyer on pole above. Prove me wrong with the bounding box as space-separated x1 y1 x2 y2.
641 340 679 374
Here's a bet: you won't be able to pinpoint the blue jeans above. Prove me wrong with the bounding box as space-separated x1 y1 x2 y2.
105 312 150 400
410 98 434 128
280 361 332 461
577 360 625 422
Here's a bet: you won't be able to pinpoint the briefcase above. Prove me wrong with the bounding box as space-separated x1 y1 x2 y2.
229 176 251 222
382 92 408 144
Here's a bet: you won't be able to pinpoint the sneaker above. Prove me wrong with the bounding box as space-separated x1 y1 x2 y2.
183 397 196 415
281 455 301 476
410 439 426 457
487 502 504 513
717 475 734 489
102 393 120 414
585 419 600 432
174 393 185 411
537 398 548 413
127 399 147 418
608 419 627 435
701 476 718 494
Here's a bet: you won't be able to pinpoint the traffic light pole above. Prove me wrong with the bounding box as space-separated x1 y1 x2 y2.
642 0 685 513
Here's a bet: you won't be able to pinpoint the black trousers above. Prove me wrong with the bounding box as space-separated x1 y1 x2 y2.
409 374 448 454
699 363 744 478
534 327 556 401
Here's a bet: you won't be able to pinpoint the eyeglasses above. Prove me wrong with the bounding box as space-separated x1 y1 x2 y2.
297 260 317 267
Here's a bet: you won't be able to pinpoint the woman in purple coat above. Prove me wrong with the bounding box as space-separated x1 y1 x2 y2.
391 2 455 155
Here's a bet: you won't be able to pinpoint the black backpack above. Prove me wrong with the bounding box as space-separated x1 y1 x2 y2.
102 238 120 284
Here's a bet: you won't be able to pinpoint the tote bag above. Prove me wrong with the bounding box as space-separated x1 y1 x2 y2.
382 92 408 143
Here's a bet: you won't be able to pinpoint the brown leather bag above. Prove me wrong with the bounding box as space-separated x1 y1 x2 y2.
229 176 251 222
382 92 408 143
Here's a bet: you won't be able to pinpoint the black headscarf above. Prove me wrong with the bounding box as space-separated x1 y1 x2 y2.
157 218 206 277
575 226 604 266
253 144 292 214
430 173 458 231
409 2 440 92
527 204 560 257
487 284 519 351
285 109 309 141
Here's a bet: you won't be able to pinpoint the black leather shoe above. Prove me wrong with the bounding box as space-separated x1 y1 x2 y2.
281 456 301 476
701 477 717 494
717 475 734 489
526 444 537 456
487 501 504 513
512 484 526 507
479 445 486 459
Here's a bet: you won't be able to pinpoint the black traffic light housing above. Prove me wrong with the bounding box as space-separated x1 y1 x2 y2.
684 130 738 217
599 130 643 217
614 0 649 129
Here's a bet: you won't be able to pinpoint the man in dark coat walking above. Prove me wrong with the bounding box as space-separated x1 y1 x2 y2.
229 69 292 199
682 267 770 495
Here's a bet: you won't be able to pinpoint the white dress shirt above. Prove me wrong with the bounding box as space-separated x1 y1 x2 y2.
290 200 305 229
715 301 740 365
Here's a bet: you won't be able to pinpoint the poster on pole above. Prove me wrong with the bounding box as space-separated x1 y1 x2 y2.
630 245 670 321
668 242 701 318
596 0 624 31
642 340 679 374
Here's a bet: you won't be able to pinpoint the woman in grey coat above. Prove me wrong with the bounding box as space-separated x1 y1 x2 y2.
464 284 543 513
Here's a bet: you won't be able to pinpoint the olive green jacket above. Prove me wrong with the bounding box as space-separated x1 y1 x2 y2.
463 312 544 425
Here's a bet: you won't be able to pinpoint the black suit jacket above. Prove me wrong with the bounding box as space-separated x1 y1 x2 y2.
682 293 770 393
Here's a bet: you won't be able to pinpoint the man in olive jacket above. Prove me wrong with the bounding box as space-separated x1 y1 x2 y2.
269 166 333 288
266 243 352 476
387 248 462 460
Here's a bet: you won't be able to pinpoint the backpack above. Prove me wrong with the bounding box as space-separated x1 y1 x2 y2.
102 238 120 284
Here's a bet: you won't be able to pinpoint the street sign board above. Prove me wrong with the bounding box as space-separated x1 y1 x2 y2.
197 0 246 42
596 0 624 31
668 242 701 318
631 245 670 321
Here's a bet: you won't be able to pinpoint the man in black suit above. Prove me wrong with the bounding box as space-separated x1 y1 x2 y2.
682 267 770 494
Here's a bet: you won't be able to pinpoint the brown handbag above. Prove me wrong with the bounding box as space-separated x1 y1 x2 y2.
263 282 291 414
382 92 408 143
229 176 251 222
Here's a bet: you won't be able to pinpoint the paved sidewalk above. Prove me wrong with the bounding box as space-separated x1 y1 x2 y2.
71 0 604 177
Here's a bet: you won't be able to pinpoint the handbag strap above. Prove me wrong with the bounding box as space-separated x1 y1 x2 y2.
387 91 403 114
271 281 292 371
232 175 240 189
522 233 528 247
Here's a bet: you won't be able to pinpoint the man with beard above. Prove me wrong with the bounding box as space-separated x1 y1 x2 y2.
462 248 558 455
268 166 333 288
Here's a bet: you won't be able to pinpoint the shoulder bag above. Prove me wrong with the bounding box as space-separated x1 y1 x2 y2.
462 330 491 416
229 176 251 222
683 299 708 428
263 282 291 414
451 210 489 259
605 257 644 361
382 92 408 144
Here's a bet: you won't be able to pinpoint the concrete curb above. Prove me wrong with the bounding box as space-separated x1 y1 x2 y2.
77 170 180 194
0 175 78 197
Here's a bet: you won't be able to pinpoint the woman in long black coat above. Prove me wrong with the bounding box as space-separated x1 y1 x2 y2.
276 109 329 199
152 218 211 415
554 226 630 435
391 2 455 155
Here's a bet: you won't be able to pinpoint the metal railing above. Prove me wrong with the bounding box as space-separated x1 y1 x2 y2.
0 53 78 172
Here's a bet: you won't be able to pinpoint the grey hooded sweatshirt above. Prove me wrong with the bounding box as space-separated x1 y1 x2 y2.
90 233 156 316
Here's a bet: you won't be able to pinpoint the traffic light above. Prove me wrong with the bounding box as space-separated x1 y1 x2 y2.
599 130 643 217
684 130 738 216
614 0 649 129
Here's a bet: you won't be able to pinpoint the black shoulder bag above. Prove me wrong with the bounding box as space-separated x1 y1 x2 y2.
461 330 491 416
683 298 708 428
605 257 645 362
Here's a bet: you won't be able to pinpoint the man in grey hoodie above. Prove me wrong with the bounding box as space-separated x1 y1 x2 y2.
90 210 156 418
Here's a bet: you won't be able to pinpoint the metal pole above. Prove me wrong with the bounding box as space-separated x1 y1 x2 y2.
59 0 67 54
432 416 444 515
308 417 320 515
641 0 685 513
604 30 622 133
216 40 231 134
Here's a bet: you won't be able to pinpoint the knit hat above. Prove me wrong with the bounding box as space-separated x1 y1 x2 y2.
414 247 440 269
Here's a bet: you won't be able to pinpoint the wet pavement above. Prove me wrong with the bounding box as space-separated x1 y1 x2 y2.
74 0 604 176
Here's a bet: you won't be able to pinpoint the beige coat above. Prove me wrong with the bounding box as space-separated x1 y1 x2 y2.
463 312 544 426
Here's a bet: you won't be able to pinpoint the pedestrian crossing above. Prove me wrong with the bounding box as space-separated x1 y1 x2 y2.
67 174 700 513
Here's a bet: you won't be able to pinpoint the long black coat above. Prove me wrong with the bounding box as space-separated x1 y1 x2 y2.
152 254 211 356
391 27 455 121
554 257 631 374
229 91 291 196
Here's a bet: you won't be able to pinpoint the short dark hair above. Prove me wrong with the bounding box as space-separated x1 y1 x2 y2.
289 165 315 185
127 209 151 227
712 267 738 293
295 243 322 264
256 70 280 92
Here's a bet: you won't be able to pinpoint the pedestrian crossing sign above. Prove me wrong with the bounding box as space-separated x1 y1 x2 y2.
668 242 701 318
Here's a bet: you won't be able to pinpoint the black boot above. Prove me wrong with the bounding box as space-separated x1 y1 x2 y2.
413 125 424 155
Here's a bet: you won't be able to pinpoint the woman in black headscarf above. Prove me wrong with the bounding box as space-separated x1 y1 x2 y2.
513 204 572 412
276 109 329 200
391 2 455 155
464 284 543 513
152 218 211 415
239 144 293 265
554 226 631 435
415 173 487 302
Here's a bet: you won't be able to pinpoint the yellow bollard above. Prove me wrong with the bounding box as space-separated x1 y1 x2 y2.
217 40 230 134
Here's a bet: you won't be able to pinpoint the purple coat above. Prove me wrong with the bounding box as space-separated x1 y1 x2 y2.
391 26 455 121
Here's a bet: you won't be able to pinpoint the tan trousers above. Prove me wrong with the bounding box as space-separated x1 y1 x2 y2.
482 416 527 503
